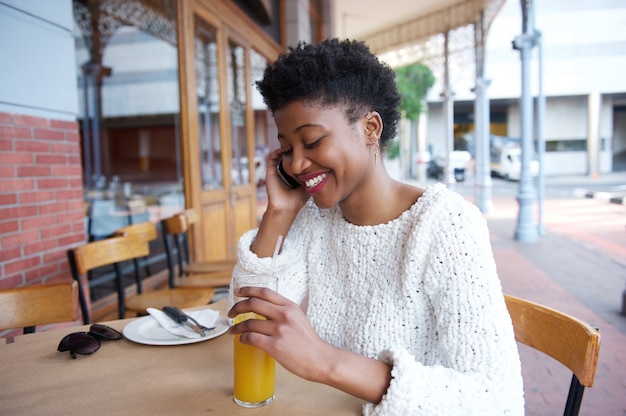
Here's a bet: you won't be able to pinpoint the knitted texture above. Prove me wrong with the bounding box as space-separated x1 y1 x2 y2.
232 183 525 415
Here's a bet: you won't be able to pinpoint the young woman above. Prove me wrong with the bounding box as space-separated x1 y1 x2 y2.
228 38 524 415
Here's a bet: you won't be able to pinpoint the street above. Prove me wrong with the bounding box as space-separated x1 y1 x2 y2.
446 173 626 415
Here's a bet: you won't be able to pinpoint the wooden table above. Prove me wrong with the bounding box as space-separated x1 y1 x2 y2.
0 300 363 415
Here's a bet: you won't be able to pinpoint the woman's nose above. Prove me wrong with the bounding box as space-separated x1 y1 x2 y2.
290 150 309 175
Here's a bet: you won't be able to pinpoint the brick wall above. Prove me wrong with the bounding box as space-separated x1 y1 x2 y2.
0 112 86 332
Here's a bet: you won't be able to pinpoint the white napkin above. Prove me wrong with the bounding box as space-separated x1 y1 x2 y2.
147 307 219 339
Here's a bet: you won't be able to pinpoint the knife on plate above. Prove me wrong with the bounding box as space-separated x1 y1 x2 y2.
162 306 207 336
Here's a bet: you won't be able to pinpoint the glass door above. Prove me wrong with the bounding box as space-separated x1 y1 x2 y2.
179 2 258 261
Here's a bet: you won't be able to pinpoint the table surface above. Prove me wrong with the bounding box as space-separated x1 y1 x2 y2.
0 300 363 415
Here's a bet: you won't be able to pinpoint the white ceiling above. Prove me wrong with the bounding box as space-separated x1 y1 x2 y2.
331 0 501 53
333 0 468 39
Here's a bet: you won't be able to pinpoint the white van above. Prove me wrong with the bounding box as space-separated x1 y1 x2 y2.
490 147 539 181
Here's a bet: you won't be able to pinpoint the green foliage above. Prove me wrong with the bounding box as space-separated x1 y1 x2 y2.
385 139 400 159
394 63 435 121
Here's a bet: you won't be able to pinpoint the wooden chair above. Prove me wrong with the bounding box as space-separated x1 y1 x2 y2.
68 235 151 323
112 221 158 295
504 294 601 416
161 210 234 290
112 221 215 317
0 281 80 334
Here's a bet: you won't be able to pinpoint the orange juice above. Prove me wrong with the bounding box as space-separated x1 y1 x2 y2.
233 313 275 407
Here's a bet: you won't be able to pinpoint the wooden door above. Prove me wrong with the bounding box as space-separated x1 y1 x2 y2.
178 2 259 262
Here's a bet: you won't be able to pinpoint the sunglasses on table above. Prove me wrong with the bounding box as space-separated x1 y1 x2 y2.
57 324 122 359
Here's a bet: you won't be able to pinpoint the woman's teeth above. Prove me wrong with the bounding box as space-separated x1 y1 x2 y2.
305 173 328 188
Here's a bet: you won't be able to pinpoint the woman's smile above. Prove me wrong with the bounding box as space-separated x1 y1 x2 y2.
303 172 329 192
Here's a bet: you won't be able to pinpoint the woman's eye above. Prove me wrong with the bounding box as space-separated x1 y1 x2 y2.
304 137 323 149
280 149 293 156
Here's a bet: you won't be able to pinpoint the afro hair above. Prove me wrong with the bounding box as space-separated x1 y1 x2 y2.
256 38 401 147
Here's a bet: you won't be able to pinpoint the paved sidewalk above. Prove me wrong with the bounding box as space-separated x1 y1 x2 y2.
479 196 626 415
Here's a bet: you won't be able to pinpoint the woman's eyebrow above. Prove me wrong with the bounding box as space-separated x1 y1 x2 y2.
294 123 323 133
277 123 324 140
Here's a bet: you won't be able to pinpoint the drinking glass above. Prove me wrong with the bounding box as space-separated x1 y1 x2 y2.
232 274 278 408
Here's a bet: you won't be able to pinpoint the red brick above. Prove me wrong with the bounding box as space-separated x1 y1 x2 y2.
0 178 35 192
4 255 41 276
0 274 24 289
50 119 78 130
0 112 12 124
0 205 37 220
56 189 84 200
34 128 64 141
22 214 56 230
72 221 86 234
67 199 85 210
0 166 14 177
1 229 39 247
56 211 84 224
0 193 17 205
0 125 32 139
12 114 48 128
43 249 68 263
18 191 54 204
39 201 69 215
45 275 73 285
0 246 21 262
15 140 49 152
35 154 66 165
41 224 72 241
49 142 76 153
37 178 68 189
52 165 82 176
68 155 82 165
0 220 19 234
25 263 60 283
65 131 80 142
0 152 33 165
68 178 83 188
17 166 52 177
0 138 13 150
24 239 57 256
58 233 85 247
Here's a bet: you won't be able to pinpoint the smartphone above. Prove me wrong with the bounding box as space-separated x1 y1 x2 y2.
276 158 300 189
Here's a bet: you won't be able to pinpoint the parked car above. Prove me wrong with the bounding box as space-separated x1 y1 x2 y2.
490 146 539 181
427 151 472 182
426 156 444 179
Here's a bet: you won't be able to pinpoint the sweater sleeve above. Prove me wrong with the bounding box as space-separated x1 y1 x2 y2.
364 194 524 415
227 227 309 311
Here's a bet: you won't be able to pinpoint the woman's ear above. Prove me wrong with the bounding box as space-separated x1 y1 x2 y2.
364 111 383 141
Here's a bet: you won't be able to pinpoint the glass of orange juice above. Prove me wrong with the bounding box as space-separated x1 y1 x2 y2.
232 274 278 408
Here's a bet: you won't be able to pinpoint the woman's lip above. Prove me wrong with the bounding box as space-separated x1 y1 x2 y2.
303 173 330 194
299 171 329 183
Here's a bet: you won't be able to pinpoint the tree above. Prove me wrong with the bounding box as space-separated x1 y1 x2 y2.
391 63 435 176
394 63 435 120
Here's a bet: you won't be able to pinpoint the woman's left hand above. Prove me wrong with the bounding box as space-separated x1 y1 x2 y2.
227 286 334 383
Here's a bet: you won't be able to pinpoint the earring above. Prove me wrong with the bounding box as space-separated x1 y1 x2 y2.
370 134 380 164
366 112 373 120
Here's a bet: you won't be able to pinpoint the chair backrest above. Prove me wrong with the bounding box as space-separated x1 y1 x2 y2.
68 235 151 323
184 207 200 225
71 235 150 275
0 281 80 334
113 221 158 242
113 221 159 296
504 294 601 416
161 212 189 288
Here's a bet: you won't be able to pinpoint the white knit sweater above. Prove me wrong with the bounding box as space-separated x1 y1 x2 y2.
232 183 525 415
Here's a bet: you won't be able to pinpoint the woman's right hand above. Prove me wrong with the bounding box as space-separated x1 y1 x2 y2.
250 149 309 258
265 149 309 214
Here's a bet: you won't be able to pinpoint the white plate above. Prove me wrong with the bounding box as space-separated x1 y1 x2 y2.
123 313 229 346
